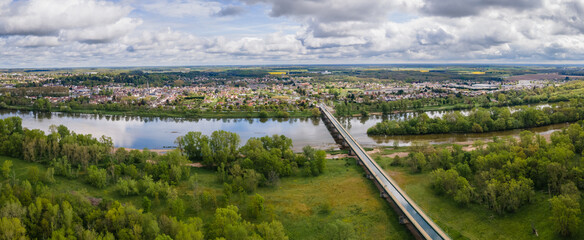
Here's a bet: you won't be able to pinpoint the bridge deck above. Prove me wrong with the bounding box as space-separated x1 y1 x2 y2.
319 104 449 240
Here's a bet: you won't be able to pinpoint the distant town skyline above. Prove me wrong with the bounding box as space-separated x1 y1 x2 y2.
1 0 584 67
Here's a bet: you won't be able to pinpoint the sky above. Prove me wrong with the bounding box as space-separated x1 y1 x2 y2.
0 0 584 67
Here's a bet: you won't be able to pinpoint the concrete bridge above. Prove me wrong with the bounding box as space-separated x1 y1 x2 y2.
319 103 450 240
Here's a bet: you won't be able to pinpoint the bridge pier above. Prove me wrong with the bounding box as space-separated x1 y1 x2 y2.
347 147 355 155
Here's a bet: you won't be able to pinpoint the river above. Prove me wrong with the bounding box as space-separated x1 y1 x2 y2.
0 109 569 151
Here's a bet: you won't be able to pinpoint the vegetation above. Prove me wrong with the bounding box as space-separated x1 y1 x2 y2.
0 116 400 239
387 122 584 237
335 80 584 117
368 99 584 135
176 131 327 191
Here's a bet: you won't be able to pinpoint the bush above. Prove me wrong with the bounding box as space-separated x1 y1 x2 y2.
116 178 139 196
258 111 269 118
1 160 12 178
87 165 107 189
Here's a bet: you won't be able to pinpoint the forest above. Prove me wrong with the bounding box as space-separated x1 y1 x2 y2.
0 116 327 240
390 122 584 236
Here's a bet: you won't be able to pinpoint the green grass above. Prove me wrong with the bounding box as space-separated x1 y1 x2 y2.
381 163 584 240
2 155 413 240
256 158 413 240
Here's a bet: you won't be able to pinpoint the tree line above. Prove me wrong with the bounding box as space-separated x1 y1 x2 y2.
368 99 584 135
176 131 327 192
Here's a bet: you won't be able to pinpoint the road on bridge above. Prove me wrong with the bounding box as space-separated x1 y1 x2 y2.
319 103 450 240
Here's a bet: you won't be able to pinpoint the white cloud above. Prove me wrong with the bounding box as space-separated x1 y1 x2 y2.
14 36 60 47
0 0 134 36
61 17 143 43
139 0 223 18
1 0 584 67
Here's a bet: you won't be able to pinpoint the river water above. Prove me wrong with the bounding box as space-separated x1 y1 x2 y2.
0 110 569 151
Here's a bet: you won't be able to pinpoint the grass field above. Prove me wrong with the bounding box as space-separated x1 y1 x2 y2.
2 155 413 240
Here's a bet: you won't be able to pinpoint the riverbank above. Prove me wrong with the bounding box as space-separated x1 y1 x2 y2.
0 105 318 119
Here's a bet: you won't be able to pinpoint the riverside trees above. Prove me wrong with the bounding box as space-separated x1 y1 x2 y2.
177 131 327 192
393 123 584 236
368 100 584 135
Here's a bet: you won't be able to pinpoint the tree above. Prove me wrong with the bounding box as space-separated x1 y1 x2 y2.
210 130 240 166
549 194 581 237
142 197 152 213
176 218 204 240
175 132 208 162
27 166 40 184
44 167 56 184
325 219 356 240
170 198 185 219
248 194 264 219
310 108 321 117
207 205 243 239
409 152 427 173
256 221 288 240
1 160 11 178
0 217 27 240
87 165 107 189
116 178 139 196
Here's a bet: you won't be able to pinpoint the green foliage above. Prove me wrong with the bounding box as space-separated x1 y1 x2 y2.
256 221 288 240
116 178 139 196
247 194 264 219
142 196 151 213
301 146 327 176
259 111 269 118
396 123 584 216
430 169 473 205
87 165 107 189
1 160 12 179
26 166 40 184
368 101 584 135
170 198 185 219
44 167 56 184
0 217 27 240
324 219 356 240
549 194 581 237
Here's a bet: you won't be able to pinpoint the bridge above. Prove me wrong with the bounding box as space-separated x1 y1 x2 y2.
319 103 450 240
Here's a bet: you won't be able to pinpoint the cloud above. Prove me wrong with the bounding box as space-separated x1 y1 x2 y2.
421 0 542 17
0 0 134 36
2 0 584 67
139 0 222 18
242 0 402 23
214 5 245 17
14 36 60 47
61 17 142 43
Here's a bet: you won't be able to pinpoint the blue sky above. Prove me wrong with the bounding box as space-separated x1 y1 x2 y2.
0 0 584 67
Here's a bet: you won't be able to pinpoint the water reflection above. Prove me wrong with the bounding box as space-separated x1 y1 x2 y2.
0 108 568 151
